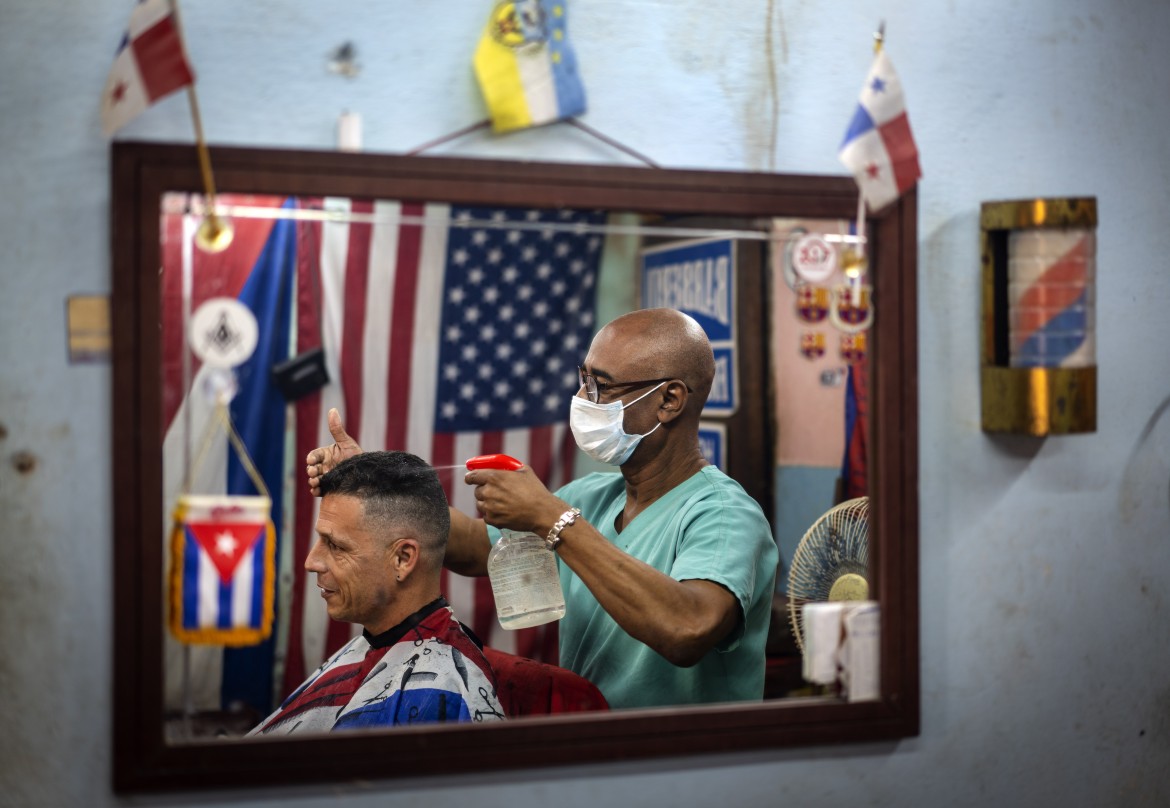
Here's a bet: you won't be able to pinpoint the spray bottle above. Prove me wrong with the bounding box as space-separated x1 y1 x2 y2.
466 454 566 630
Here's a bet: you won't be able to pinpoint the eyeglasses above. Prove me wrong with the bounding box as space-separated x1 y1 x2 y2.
577 366 684 404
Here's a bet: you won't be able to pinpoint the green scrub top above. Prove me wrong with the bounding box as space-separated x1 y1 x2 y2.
490 466 778 709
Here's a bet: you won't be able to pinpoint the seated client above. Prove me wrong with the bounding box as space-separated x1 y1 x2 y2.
250 451 504 735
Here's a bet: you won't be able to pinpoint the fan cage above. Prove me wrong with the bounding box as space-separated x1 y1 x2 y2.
786 496 870 652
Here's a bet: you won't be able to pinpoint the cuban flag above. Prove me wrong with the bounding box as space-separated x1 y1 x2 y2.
838 50 922 213
101 0 195 136
474 0 586 133
169 494 275 646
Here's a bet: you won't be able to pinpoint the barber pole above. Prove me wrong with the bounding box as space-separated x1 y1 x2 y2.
1008 230 1095 368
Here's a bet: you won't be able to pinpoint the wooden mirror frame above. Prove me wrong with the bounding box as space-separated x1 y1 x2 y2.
111 141 918 793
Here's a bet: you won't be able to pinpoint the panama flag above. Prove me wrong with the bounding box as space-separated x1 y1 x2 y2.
101 0 195 136
474 0 586 133
838 50 922 213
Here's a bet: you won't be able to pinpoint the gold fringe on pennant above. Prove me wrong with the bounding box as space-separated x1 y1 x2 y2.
167 495 277 647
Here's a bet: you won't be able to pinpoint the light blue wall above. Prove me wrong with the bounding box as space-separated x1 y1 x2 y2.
2 1 1169 806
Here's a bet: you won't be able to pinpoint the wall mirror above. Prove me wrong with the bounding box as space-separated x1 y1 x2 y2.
112 141 918 792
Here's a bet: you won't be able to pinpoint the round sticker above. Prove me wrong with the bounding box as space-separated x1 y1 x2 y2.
791 233 838 284
188 298 259 368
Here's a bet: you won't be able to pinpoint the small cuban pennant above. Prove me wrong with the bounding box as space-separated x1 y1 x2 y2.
169 389 275 646
169 493 275 646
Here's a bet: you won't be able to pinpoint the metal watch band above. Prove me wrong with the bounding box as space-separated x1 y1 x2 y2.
545 507 581 552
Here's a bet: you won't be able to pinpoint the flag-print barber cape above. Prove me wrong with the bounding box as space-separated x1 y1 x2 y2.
249 599 504 734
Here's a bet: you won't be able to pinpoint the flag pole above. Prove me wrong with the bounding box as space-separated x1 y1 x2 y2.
171 0 233 252
185 88 232 251
847 20 886 306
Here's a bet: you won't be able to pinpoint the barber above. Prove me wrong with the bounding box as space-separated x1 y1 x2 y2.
307 308 778 708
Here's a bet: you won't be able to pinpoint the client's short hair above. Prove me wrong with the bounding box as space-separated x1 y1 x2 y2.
318 451 450 562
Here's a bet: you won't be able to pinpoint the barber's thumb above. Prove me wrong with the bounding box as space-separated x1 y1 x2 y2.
327 408 352 443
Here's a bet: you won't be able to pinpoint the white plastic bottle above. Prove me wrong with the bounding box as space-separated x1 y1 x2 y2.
487 529 566 630
465 453 565 630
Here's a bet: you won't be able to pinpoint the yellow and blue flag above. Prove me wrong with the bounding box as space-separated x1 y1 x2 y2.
474 1 586 133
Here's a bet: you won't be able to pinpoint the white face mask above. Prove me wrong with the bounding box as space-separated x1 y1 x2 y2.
569 383 664 466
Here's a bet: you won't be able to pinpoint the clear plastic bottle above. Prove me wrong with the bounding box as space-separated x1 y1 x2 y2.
465 453 565 631
487 529 566 630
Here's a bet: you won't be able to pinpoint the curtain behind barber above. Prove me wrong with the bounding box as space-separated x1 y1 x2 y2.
306 308 778 709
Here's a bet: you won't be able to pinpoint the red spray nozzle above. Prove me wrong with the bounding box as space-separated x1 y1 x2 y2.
465 453 524 472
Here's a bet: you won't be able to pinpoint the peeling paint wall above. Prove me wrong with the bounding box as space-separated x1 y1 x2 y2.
2 1 1169 806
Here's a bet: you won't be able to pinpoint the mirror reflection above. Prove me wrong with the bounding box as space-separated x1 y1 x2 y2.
158 192 869 741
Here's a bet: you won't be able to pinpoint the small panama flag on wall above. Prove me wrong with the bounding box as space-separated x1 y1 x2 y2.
101 0 195 136
838 48 922 213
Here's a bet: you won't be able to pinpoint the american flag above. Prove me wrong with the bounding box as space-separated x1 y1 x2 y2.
161 196 605 714
283 198 605 697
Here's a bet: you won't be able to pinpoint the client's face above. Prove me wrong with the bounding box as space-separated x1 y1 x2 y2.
306 494 399 634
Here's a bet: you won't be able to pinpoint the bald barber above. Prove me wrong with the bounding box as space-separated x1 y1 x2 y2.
307 308 778 709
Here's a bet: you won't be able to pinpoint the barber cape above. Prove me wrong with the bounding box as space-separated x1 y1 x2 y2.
249 598 504 734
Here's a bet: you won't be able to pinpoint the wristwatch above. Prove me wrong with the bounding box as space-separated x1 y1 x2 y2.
545 507 581 552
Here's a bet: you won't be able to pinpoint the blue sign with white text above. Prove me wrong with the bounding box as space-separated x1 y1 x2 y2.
640 238 735 342
640 238 738 415
697 422 726 470
706 345 736 415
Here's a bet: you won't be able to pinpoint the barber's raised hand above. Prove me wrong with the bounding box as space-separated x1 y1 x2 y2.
464 464 565 535
305 408 363 496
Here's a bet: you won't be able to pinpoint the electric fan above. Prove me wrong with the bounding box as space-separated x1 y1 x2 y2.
786 496 870 651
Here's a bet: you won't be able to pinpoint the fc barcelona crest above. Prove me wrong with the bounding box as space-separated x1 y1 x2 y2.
830 283 874 333
797 285 830 323
840 331 867 364
800 331 826 360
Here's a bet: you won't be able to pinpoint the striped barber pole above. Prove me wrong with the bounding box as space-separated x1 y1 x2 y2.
1008 229 1096 368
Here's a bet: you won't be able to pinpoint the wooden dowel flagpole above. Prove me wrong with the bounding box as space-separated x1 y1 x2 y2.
186 77 232 251
172 0 232 252
848 20 886 307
